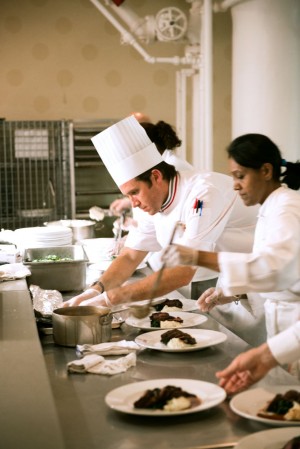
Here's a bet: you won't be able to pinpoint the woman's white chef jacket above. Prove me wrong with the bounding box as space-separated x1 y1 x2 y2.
268 321 300 366
125 170 258 282
218 185 300 339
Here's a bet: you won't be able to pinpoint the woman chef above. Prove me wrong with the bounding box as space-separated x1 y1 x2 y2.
161 133 300 379
61 117 259 331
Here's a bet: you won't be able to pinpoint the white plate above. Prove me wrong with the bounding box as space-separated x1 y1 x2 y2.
135 328 227 352
236 427 300 449
125 311 208 330
230 386 300 426
105 378 226 416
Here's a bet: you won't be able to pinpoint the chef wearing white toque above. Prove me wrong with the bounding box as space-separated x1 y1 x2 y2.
61 116 264 344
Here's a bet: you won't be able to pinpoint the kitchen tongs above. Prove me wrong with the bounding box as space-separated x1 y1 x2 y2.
130 221 185 319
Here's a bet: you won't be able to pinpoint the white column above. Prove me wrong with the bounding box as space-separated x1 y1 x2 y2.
231 0 300 160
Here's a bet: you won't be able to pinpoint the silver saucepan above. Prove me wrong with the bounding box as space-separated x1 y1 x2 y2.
52 306 112 347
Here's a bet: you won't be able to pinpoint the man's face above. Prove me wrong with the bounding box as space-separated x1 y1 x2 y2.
120 170 168 215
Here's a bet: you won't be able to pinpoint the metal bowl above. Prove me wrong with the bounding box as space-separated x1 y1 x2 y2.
45 219 96 242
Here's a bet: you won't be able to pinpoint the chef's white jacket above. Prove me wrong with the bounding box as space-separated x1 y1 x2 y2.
218 186 300 342
144 152 193 272
126 171 258 282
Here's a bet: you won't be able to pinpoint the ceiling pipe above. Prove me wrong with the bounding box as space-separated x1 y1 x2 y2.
202 0 213 170
176 68 196 161
89 0 200 67
89 0 213 170
213 0 248 12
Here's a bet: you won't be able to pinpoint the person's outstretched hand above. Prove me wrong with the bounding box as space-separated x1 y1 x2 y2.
59 288 99 308
216 343 278 394
197 287 235 312
79 292 109 307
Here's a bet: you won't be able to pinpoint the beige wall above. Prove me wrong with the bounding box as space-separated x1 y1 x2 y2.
0 0 232 171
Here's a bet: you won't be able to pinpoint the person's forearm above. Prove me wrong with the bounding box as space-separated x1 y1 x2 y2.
196 251 220 272
258 342 278 370
97 249 147 292
108 266 197 305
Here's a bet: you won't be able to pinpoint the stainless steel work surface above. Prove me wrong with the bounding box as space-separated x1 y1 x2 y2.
40 312 300 449
0 288 65 449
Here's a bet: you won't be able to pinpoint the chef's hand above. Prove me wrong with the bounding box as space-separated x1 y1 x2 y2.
110 197 132 215
60 288 99 308
80 291 111 307
161 244 198 267
197 287 234 312
216 343 278 395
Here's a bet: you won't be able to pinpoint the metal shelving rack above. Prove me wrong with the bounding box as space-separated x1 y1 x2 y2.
0 119 72 231
70 119 121 219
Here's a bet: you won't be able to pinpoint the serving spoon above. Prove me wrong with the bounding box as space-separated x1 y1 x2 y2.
129 221 185 319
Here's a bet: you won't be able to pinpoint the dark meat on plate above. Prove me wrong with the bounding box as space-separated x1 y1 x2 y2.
134 385 198 409
150 312 183 328
154 299 183 311
160 329 196 345
258 390 300 421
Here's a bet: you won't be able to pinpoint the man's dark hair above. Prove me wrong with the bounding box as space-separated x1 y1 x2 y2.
135 161 177 187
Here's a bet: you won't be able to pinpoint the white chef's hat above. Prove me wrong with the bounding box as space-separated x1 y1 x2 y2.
91 115 163 187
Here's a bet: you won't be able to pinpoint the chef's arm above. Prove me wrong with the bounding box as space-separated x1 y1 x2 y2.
195 251 220 272
106 265 197 305
98 247 148 291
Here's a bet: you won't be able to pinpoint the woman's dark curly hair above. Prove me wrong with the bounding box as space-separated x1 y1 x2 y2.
140 121 181 155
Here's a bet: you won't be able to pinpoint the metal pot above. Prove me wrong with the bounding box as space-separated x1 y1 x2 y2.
45 219 96 242
52 306 112 347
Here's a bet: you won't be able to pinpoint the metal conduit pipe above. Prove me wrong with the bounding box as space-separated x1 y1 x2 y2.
213 0 248 12
89 0 199 66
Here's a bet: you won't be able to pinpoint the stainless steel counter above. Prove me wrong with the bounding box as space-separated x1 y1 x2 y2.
0 280 65 449
40 315 299 449
1 274 299 449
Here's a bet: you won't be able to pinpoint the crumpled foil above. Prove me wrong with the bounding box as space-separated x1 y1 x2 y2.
30 284 63 317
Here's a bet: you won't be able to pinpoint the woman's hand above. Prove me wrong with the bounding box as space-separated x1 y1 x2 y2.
197 287 235 312
216 343 278 394
59 288 99 308
161 244 198 267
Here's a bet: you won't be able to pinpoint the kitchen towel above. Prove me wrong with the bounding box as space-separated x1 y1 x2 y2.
76 339 140 357
67 352 136 375
0 263 31 282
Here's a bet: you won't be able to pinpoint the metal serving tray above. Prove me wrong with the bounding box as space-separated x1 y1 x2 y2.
23 246 88 292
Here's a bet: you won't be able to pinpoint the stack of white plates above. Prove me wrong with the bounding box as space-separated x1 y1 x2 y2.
14 226 73 253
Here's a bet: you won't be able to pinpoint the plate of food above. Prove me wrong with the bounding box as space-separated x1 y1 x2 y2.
235 427 300 449
135 328 227 352
230 386 300 426
125 311 208 330
105 378 226 416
